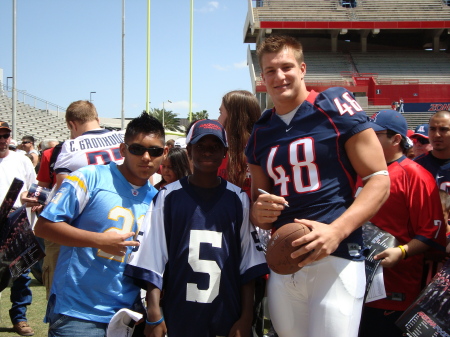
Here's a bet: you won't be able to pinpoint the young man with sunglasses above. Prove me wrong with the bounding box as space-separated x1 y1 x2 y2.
410 123 432 158
21 136 39 167
35 112 166 337
0 121 37 336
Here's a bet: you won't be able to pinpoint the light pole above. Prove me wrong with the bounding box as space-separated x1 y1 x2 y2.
90 92 96 102
162 99 172 129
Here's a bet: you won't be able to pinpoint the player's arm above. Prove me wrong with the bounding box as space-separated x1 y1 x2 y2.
292 128 390 265
144 282 166 337
375 239 430 268
228 280 255 337
34 217 139 256
248 164 288 230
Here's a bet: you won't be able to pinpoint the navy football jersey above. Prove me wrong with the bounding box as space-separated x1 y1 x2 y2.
245 87 370 260
125 177 268 337
414 152 450 193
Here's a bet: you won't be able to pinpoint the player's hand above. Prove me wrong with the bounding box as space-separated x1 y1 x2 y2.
291 219 344 267
144 321 167 337
227 318 251 337
98 231 140 256
252 193 287 225
374 247 403 268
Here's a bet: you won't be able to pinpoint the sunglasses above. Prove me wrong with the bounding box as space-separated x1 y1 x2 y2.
0 134 11 139
125 143 164 157
412 138 429 145
22 141 31 144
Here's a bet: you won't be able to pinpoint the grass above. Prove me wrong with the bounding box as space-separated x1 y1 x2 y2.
0 274 273 337
0 274 47 337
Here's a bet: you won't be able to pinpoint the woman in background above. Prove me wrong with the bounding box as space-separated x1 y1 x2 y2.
218 90 268 337
155 147 191 190
218 90 261 197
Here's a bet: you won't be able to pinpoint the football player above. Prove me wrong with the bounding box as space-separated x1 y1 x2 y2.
245 35 390 337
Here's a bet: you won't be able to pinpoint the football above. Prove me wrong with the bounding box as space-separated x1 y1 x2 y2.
266 222 312 275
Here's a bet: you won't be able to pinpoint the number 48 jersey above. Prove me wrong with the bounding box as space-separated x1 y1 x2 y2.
245 87 370 260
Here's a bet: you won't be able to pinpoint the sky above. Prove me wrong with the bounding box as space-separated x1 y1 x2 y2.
0 0 255 122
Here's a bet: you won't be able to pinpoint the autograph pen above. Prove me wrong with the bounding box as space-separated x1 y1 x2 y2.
257 188 289 208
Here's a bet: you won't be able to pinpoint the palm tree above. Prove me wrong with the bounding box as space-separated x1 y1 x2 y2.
146 108 183 132
190 110 209 120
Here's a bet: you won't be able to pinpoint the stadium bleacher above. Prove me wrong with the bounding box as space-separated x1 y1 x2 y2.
244 0 450 130
351 51 450 83
0 94 70 142
248 0 450 24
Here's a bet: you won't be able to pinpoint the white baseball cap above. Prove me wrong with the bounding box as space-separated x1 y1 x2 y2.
174 137 187 149
107 308 143 337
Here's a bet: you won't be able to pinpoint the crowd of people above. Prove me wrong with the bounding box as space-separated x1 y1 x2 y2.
0 34 449 337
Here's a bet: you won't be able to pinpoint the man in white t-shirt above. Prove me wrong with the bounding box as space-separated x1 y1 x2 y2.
0 121 37 336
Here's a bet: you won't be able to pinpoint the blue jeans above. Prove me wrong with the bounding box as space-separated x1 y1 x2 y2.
46 296 108 337
9 269 32 324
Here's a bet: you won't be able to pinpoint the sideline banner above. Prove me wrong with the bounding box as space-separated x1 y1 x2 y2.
403 103 450 113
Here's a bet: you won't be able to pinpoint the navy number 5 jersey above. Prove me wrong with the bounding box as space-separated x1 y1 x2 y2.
125 177 268 337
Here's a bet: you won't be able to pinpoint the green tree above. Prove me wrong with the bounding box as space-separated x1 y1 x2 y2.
189 110 209 121
146 108 183 132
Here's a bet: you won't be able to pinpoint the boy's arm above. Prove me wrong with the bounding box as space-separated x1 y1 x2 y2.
227 280 255 337
375 239 432 268
34 217 139 256
144 282 166 337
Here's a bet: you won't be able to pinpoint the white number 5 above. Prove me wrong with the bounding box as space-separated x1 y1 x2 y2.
187 230 222 303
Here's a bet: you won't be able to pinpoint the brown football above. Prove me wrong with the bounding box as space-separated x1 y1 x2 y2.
266 222 312 275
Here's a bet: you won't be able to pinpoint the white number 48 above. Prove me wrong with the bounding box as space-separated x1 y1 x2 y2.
333 92 363 116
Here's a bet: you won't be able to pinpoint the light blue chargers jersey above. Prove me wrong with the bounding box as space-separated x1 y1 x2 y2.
40 162 157 323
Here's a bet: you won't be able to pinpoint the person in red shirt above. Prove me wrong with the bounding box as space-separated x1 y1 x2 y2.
359 110 447 337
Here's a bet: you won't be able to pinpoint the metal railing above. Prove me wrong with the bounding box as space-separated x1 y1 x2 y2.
1 84 66 119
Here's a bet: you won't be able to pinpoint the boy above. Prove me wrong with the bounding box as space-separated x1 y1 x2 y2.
125 119 268 337
34 112 166 337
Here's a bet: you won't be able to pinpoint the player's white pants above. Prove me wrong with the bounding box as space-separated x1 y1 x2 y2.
267 256 365 337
